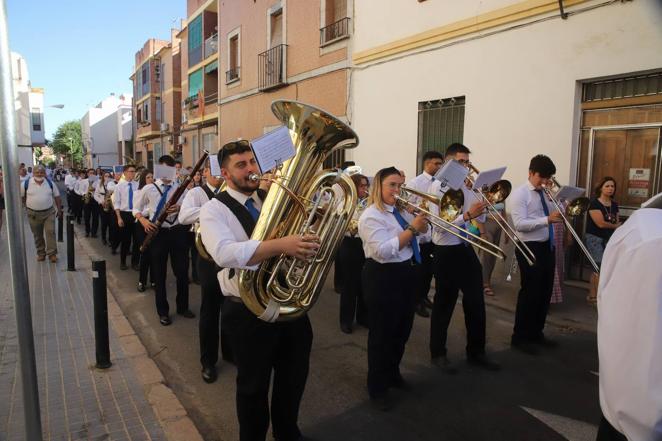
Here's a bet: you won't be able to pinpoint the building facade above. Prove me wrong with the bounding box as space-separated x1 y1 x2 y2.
178 0 219 166
11 52 46 167
350 0 662 216
218 0 354 166
81 94 132 169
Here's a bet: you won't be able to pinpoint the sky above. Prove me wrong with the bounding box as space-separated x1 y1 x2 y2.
7 0 185 139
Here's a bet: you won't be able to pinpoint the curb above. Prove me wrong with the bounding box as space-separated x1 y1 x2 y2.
73 229 205 441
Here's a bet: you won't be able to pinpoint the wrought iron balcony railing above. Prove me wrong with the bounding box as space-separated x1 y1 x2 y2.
258 44 287 91
226 66 240 84
320 17 350 46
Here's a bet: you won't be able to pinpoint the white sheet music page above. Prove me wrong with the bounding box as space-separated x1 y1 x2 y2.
251 126 296 174
555 185 585 202
473 166 507 190
434 159 468 190
209 154 221 177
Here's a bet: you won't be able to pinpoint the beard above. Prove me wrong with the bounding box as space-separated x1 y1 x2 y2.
34 177 44 183
231 174 259 193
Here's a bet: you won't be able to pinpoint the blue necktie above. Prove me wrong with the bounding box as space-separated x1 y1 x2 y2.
392 208 421 264
152 184 171 222
128 183 134 210
245 198 260 222
535 189 554 248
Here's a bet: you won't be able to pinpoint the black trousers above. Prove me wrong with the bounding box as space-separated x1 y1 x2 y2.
189 232 199 282
222 300 312 441
596 416 627 441
150 225 190 317
512 241 555 343
362 259 416 398
198 256 232 368
83 201 99 235
430 244 486 358
109 212 120 250
66 190 73 213
72 194 83 222
416 242 435 303
134 223 152 285
338 237 367 327
99 207 111 242
119 211 139 266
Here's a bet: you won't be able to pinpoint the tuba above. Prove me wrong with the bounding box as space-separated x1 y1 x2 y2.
238 100 359 322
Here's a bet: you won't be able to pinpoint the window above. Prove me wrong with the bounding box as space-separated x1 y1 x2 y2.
142 101 150 123
325 0 346 26
188 69 203 98
202 133 217 153
31 108 41 131
189 14 203 67
155 98 161 123
270 9 283 47
320 0 350 46
583 72 662 102
141 62 150 96
192 135 199 161
417 96 465 173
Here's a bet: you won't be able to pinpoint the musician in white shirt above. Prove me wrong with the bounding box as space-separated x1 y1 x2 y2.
358 166 429 411
508 154 563 355
72 169 87 223
64 169 77 214
407 150 444 318
94 171 115 246
199 141 319 441
427 144 500 374
178 159 229 384
113 165 139 269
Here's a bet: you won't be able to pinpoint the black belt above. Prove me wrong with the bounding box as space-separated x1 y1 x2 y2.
27 206 53 213
365 258 418 267
226 296 243 304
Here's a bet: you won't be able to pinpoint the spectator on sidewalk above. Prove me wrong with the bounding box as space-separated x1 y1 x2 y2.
20 165 63 262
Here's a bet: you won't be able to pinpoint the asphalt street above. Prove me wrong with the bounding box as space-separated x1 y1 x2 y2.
63 182 602 441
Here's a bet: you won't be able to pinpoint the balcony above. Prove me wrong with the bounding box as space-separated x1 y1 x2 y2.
258 44 287 91
183 92 218 123
320 17 351 46
226 66 240 84
204 33 218 59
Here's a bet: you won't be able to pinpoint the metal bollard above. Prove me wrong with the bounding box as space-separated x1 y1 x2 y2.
92 260 112 369
57 214 63 242
66 215 75 271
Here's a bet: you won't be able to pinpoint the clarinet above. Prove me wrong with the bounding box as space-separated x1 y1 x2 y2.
140 151 209 252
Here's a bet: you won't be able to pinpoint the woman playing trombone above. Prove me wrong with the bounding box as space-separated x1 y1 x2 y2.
358 166 429 411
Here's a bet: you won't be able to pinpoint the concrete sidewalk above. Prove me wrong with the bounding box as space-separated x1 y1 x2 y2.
0 217 202 441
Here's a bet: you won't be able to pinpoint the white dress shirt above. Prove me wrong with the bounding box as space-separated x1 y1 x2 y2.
113 181 138 212
199 187 264 298
427 181 486 246
509 181 552 242
178 184 220 225
74 178 91 196
406 171 437 244
20 178 60 210
358 203 430 263
64 174 76 190
133 180 185 227
598 208 662 441
93 180 115 205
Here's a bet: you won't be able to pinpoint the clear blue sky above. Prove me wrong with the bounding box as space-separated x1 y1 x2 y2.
7 0 185 139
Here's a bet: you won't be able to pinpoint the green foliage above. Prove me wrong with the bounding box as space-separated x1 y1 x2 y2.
51 121 84 166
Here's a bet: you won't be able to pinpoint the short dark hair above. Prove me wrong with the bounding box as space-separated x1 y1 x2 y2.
87 168 95 174
422 151 444 163
218 140 252 168
158 155 176 167
340 161 355 169
123 164 136 172
594 176 617 198
445 143 471 158
528 154 556 178
175 160 182 166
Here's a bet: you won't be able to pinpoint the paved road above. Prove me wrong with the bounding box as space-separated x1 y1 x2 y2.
63 181 602 441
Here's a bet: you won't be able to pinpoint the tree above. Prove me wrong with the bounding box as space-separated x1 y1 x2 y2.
51 121 83 167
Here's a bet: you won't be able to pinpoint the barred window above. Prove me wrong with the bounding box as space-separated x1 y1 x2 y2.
417 96 465 172
583 72 662 102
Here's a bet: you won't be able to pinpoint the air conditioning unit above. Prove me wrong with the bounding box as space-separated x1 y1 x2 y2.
178 135 186 145
160 122 169 132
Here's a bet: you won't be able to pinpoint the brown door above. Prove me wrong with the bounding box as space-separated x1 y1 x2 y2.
590 127 661 210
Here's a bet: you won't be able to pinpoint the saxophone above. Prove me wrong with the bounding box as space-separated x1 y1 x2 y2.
83 181 94 204
102 185 113 212
237 100 359 322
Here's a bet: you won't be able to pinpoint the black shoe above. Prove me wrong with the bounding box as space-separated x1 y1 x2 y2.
85 232 90 237
201 366 218 384
131 264 140 271
178 310 195 319
191 278 200 285
91 234 97 238
102 239 107 245
111 248 117 255
120 263 128 270
370 392 395 412
391 374 411 390
137 282 146 293
431 356 458 374
511 341 540 356
415 303 430 318
467 354 501 371
340 323 352 334
535 337 559 348
423 297 433 309
159 316 172 326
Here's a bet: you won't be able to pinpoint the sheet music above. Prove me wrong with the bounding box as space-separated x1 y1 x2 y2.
473 166 507 190
250 126 296 174
434 159 468 190
555 185 585 202
209 154 221 177
154 164 177 181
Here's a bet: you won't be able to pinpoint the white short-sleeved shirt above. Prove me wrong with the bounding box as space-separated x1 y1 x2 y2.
20 178 60 210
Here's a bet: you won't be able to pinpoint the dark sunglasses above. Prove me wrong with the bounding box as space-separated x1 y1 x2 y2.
218 139 252 168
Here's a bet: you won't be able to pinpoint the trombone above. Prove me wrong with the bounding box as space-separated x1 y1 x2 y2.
396 186 506 261
542 178 599 273
465 163 536 266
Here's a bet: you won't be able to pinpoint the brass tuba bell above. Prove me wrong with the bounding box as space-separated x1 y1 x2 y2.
238 100 359 322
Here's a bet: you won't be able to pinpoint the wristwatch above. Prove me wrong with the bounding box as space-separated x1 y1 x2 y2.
406 225 419 236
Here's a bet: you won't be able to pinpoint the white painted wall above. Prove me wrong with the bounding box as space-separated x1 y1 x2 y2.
11 52 36 166
350 0 662 186
81 94 133 167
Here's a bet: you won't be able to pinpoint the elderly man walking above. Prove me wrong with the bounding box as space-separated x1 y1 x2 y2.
20 165 63 262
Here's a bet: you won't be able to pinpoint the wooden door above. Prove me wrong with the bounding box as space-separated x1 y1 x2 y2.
590 127 660 209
